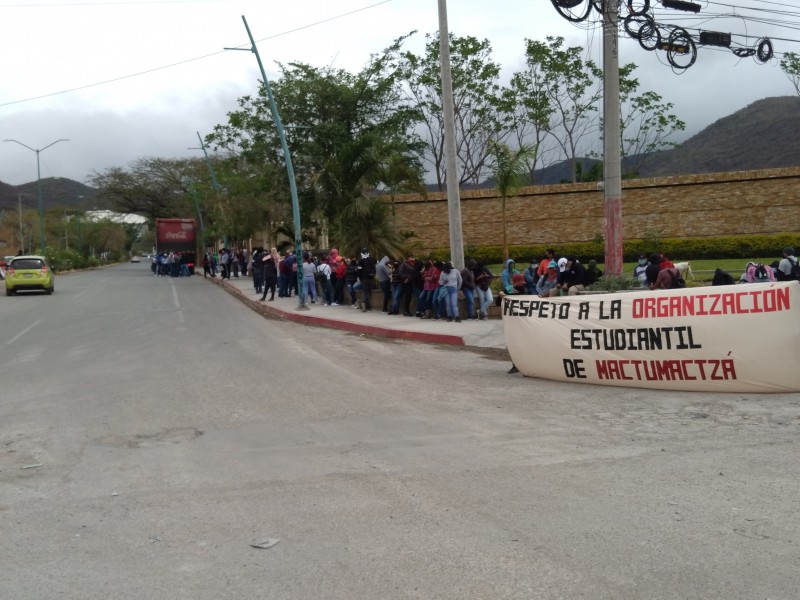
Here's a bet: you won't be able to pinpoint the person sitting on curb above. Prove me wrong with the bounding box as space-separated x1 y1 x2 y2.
650 257 680 290
549 256 586 296
501 259 520 295
523 257 540 294
776 246 798 281
632 254 648 288
536 260 560 297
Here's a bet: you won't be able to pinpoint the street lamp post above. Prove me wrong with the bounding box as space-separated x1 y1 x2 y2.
225 15 307 310
3 138 70 253
17 192 29 254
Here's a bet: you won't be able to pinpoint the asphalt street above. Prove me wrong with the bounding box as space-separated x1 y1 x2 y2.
1 263 798 599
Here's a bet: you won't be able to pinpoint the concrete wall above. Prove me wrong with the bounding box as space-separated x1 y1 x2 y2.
387 166 800 252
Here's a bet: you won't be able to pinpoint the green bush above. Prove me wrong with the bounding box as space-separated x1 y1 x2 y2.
428 232 800 266
43 248 100 272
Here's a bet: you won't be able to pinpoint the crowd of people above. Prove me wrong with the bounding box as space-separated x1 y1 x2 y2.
150 251 196 277
190 245 799 323
229 246 499 322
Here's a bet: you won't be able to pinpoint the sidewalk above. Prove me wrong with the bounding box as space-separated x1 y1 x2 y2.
206 274 508 350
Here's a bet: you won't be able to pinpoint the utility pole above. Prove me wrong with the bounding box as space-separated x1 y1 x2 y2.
18 193 25 253
437 0 465 270
3 138 70 253
602 2 623 276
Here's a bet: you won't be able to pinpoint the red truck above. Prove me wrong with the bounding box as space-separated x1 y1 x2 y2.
155 218 198 275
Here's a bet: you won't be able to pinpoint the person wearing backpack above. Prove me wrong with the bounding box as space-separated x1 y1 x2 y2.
354 248 377 312
776 247 799 281
743 261 775 283
316 257 334 306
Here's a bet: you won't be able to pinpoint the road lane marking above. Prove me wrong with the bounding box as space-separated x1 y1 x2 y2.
170 279 185 325
6 319 43 345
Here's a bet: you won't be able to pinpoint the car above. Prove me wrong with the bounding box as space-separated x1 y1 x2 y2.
130 255 141 263
5 255 55 296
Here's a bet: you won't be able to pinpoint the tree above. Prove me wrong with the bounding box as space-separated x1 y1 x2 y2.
90 158 199 222
617 63 685 177
487 141 535 262
780 52 800 96
399 32 509 190
505 38 558 184
207 36 424 252
525 37 602 183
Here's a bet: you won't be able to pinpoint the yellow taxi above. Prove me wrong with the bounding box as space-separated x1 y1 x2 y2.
5 255 55 296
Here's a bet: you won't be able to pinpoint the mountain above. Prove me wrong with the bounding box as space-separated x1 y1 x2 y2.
4 96 800 204
527 95 800 185
636 96 800 178
0 178 101 212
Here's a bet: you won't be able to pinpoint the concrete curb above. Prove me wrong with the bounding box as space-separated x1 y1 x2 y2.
207 276 468 347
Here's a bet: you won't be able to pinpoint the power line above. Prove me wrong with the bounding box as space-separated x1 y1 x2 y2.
0 0 394 108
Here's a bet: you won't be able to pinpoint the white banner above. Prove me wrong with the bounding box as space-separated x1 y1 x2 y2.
502 281 800 393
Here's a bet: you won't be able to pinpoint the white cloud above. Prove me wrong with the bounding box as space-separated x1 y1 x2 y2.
0 0 795 185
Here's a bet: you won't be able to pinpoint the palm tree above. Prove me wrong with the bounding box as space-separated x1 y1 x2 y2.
487 141 535 261
338 197 406 259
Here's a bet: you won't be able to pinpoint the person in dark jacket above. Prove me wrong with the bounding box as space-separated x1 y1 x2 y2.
251 247 264 294
461 260 477 320
397 253 417 316
355 248 377 311
258 251 278 301
645 253 662 288
550 256 587 296
345 257 359 308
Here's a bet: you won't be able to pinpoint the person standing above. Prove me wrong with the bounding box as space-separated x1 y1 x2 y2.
332 256 346 305
219 248 230 280
473 262 494 321
317 257 334 306
285 251 298 297
397 253 417 316
438 261 462 323
259 251 278 301
345 257 359 308
460 261 477 320
355 248 377 312
231 250 240 278
301 252 318 304
376 256 392 312
251 247 264 294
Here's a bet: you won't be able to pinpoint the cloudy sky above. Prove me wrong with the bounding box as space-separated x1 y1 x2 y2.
1 0 797 186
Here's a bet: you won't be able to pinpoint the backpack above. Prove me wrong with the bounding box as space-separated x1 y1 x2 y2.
667 268 686 289
790 257 800 281
315 263 330 282
753 263 770 282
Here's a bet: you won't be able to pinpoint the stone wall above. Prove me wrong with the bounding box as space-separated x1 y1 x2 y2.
387 166 800 253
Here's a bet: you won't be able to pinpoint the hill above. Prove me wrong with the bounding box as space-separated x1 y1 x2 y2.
637 96 800 178
0 178 101 212
527 95 800 184
4 96 800 203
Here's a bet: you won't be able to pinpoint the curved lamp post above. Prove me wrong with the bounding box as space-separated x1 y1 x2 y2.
225 15 306 310
3 138 70 253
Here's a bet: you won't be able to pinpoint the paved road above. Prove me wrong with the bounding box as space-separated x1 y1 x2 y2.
1 263 798 599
